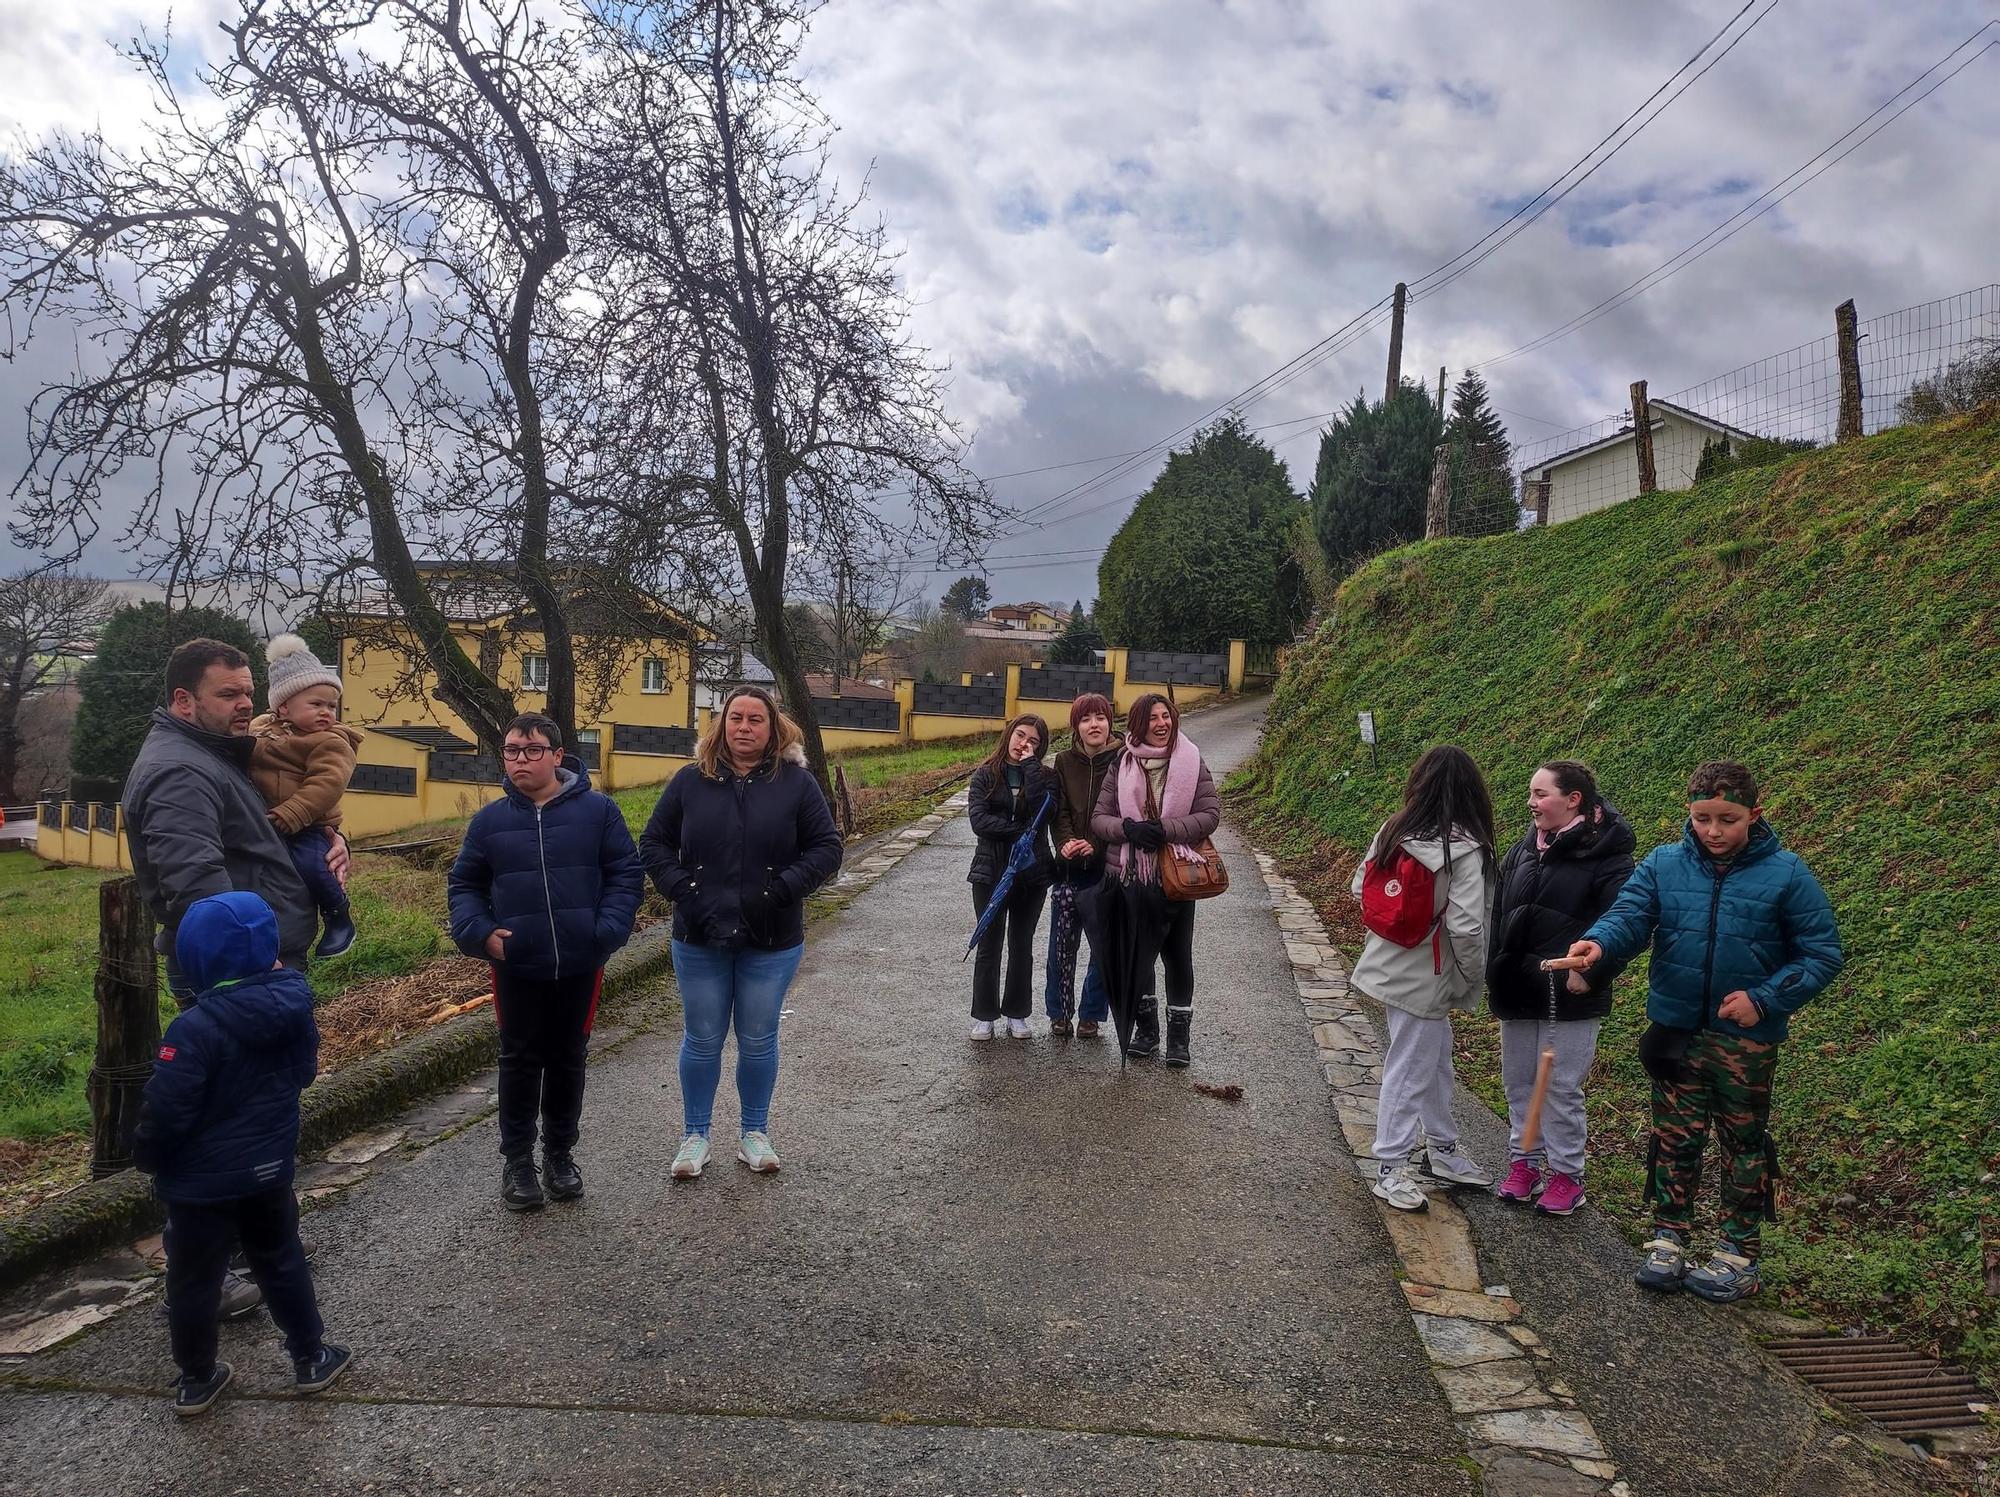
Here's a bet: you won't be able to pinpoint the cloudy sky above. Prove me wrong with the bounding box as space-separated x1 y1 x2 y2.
4 0 1997 610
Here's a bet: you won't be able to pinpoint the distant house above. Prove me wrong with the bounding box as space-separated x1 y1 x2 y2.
984 602 1070 634
1521 400 1756 524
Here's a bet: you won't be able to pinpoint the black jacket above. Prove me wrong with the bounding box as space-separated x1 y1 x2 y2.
1050 739 1122 884
1486 800 1637 1022
447 759 644 982
640 750 844 950
123 709 317 967
966 759 1057 887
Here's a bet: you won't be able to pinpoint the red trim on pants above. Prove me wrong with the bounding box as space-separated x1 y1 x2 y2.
583 967 605 1036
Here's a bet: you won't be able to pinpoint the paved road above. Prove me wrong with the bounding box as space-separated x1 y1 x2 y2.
0 696 1478 1495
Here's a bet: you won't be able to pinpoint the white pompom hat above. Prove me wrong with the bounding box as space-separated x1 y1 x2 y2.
264 632 343 708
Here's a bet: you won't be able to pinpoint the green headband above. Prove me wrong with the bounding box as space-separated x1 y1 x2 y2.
1688 788 1753 806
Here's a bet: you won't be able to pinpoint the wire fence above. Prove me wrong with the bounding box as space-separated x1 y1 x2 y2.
1502 284 2000 528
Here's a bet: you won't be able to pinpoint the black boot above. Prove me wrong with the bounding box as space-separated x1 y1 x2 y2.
1163 1007 1192 1067
1127 1001 1160 1059
502 1156 544 1211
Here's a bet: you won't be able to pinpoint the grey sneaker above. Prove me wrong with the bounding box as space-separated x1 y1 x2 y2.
1634 1229 1689 1293
1006 1018 1031 1039
1371 1162 1430 1213
737 1132 781 1173
969 1020 995 1041
1423 1144 1495 1189
1685 1246 1761 1303
670 1134 710 1180
217 1270 264 1320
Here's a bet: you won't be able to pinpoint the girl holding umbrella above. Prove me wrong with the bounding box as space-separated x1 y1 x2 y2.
1090 694 1220 1066
965 714 1056 1040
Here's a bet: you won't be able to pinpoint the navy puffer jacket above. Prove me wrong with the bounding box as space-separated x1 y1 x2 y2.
640 747 843 950
448 758 644 981
133 892 319 1203
1584 819 1843 1043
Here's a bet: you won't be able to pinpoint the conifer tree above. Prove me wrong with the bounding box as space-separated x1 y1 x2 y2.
1444 370 1517 537
1309 382 1444 574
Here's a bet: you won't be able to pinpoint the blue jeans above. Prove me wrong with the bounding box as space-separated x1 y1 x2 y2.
671 940 804 1137
1044 878 1110 1023
286 826 349 921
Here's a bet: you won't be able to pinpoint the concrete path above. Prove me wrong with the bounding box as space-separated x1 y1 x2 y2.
0 695 1945 1495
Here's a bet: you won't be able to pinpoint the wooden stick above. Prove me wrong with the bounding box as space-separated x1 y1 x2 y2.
1519 1048 1557 1155
1539 955 1592 972
426 991 495 1025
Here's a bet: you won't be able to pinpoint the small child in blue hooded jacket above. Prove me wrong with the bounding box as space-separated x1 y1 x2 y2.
133 890 351 1416
1567 760 1843 1304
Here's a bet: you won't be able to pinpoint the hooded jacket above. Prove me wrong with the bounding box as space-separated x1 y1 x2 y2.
640 743 844 950
248 712 364 835
1050 737 1123 883
1486 799 1637 1022
966 757 1058 887
1584 818 1842 1044
1348 829 1496 1020
447 757 644 981
132 892 320 1203
123 708 317 968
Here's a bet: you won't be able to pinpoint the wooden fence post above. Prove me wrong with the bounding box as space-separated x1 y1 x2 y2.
1531 477 1552 527
89 876 159 1179
1384 282 1408 402
1835 299 1864 443
1629 380 1657 495
1424 441 1451 539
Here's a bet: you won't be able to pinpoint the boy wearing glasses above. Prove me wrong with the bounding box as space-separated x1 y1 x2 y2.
449 713 644 1211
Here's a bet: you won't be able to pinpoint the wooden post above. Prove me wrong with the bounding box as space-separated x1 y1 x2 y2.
1384 282 1408 402
1424 440 1451 539
1835 298 1864 443
1629 380 1657 495
1436 365 1447 413
1531 477 1552 527
89 876 159 1179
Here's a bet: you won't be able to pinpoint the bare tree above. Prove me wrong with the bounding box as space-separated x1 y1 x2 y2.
0 0 646 750
0 570 111 805
579 0 998 787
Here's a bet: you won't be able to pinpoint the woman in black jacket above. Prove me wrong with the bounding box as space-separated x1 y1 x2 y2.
966 713 1055 1040
641 687 843 1180
1486 760 1635 1217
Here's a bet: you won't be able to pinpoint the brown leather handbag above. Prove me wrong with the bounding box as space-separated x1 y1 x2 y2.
1149 779 1229 901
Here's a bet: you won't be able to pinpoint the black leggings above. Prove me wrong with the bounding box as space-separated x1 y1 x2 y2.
971 880 1047 1021
1158 897 1196 1008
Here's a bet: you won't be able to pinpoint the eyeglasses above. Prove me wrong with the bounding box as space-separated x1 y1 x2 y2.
501 744 552 762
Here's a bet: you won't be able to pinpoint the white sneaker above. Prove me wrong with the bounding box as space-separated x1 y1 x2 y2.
670 1134 710 1179
970 1020 995 1041
1007 1018 1031 1039
1372 1162 1430 1212
1424 1144 1495 1189
737 1131 781 1173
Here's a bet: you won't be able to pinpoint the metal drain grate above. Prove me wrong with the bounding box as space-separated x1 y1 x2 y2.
1764 1333 1988 1436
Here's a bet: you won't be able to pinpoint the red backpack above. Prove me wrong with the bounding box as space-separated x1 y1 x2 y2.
1360 845 1440 950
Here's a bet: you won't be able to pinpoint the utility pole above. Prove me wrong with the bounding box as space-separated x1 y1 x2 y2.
1384 282 1408 403
1436 365 1448 413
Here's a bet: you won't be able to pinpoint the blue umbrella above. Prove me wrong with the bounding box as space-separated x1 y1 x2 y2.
964 792 1055 957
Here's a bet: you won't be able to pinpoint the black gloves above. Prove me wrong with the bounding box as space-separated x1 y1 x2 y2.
1123 817 1167 851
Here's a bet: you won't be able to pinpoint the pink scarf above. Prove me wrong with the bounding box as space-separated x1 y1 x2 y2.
1114 735 1204 883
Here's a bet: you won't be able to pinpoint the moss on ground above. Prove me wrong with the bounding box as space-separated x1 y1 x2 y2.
1233 406 2000 1378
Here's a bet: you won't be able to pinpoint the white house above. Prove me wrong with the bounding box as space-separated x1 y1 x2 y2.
1522 400 1756 525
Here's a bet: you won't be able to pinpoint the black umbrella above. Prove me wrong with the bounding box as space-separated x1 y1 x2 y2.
1089 874 1171 1068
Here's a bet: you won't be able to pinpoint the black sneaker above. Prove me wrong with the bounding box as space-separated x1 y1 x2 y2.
502 1156 544 1211
1634 1229 1690 1293
543 1152 584 1202
294 1343 352 1396
315 913 357 960
174 1361 233 1418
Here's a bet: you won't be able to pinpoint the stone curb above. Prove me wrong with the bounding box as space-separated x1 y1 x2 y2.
1248 846 1632 1497
0 785 972 1306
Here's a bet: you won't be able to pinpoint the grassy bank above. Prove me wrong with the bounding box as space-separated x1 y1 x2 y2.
1233 406 2000 1377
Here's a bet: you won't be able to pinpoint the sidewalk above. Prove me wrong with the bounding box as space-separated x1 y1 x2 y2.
0 696 1946 1495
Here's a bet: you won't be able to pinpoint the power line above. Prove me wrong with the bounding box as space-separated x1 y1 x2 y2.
1478 22 1999 368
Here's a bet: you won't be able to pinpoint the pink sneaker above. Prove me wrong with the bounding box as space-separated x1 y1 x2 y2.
1496 1159 1543 1203
1536 1172 1587 1216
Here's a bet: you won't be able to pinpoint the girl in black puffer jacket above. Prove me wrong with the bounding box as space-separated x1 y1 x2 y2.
965 713 1055 1040
1486 760 1635 1216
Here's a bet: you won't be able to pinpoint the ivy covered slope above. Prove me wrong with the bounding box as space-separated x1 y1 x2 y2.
1235 406 2000 1374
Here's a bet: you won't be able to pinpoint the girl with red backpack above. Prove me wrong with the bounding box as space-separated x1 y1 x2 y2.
1351 745 1499 1212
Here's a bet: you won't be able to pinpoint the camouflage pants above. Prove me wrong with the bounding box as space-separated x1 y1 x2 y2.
1647 1029 1781 1257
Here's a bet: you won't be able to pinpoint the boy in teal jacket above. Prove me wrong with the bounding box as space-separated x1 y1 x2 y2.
1568 761 1842 1302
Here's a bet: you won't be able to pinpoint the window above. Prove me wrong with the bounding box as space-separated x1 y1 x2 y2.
521 653 549 691
641 657 668 694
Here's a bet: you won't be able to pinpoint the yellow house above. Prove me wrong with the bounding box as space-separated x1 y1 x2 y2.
329 570 710 805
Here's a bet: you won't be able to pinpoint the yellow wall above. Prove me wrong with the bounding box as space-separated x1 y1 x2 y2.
605 753 691 796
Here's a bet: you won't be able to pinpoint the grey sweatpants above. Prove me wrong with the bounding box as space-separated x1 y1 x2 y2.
1374 1008 1460 1163
1499 1018 1602 1180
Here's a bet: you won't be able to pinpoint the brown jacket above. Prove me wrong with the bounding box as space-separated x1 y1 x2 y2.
248 714 362 836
